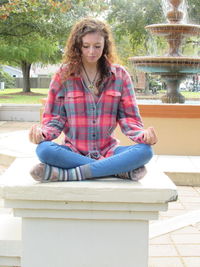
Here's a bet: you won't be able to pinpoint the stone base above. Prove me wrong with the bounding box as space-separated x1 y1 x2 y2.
22 217 148 267
0 104 41 122
0 158 177 267
0 214 21 267
161 93 185 103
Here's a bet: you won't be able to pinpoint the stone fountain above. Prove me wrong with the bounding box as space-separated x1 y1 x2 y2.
130 0 200 103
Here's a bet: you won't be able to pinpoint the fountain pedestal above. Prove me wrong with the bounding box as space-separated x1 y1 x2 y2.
161 74 185 103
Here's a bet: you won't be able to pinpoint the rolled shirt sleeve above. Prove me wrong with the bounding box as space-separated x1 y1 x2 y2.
117 68 145 144
41 71 68 141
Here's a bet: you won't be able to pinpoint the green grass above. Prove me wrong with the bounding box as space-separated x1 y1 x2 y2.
138 90 199 100
159 90 200 99
0 88 199 104
180 91 200 99
0 88 48 104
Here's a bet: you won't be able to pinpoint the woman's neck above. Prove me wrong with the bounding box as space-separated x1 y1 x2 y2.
81 61 98 72
81 61 100 95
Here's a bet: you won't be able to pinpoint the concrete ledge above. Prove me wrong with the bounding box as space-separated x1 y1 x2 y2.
0 214 21 267
149 209 200 239
154 155 200 186
166 172 200 186
0 158 178 204
0 154 15 169
0 157 177 267
0 104 41 122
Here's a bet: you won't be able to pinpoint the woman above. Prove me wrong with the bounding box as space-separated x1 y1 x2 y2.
29 17 157 182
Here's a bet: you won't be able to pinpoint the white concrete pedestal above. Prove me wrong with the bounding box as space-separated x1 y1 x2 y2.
0 158 178 267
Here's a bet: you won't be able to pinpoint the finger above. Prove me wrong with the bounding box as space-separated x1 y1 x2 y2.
29 124 37 143
34 125 38 142
149 127 157 138
29 124 43 144
150 128 158 144
143 130 151 143
32 125 39 144
143 128 157 145
147 127 158 144
35 127 43 144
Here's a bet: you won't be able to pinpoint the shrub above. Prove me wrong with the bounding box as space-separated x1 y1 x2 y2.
0 68 15 88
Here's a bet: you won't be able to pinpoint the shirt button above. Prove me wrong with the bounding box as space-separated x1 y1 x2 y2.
93 120 96 123
92 134 96 137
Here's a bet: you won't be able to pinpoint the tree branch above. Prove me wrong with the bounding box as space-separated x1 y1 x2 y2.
0 22 41 37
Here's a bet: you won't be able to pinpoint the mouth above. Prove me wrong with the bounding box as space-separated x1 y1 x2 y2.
88 56 97 59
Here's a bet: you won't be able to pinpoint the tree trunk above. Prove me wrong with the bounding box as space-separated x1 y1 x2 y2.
21 61 31 93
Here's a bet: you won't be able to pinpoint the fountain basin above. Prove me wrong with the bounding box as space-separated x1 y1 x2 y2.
130 56 200 74
131 56 200 103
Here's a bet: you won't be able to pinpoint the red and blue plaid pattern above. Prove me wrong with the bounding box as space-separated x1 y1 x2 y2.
41 64 145 159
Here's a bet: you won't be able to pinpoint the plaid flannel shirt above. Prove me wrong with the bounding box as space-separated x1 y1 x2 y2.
41 64 146 159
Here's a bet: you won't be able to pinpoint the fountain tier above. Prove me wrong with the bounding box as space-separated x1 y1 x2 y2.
146 24 200 57
132 56 200 74
131 56 200 103
146 24 200 36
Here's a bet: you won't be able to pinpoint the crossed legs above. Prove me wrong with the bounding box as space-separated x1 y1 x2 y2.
30 141 153 182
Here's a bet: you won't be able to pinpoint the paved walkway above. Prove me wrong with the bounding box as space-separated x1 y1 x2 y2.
0 121 200 267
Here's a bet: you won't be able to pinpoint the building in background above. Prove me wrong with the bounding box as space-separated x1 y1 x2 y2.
2 64 60 88
2 66 23 78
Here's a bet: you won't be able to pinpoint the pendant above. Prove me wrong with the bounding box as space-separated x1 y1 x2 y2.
88 84 98 95
88 84 95 91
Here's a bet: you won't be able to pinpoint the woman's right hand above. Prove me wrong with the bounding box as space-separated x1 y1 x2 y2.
29 124 45 144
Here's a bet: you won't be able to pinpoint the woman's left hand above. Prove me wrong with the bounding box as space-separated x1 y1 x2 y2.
142 126 158 145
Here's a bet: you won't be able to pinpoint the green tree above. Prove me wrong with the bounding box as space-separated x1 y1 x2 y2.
0 65 15 88
0 0 109 92
0 0 72 92
0 38 60 91
188 0 200 24
184 0 200 54
107 0 163 94
107 0 200 56
107 0 163 56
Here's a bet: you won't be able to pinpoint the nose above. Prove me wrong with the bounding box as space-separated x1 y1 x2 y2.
88 46 94 54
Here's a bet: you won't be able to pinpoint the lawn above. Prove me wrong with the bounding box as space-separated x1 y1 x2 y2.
180 91 200 99
137 90 200 100
0 88 199 104
0 88 48 104
159 90 200 99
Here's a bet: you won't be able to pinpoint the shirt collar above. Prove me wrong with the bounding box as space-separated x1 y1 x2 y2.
67 62 117 80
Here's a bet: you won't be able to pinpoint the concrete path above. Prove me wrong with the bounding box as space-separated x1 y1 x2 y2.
0 121 200 267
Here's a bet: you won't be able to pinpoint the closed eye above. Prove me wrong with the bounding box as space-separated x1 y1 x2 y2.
82 45 102 49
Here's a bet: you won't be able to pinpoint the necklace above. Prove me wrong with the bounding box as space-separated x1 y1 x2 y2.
82 64 98 93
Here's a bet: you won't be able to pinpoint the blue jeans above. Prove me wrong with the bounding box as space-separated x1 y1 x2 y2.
36 142 153 178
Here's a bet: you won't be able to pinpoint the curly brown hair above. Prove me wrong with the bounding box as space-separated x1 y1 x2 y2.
62 17 118 82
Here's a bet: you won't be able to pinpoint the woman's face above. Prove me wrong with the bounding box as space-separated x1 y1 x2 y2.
81 32 105 65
